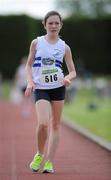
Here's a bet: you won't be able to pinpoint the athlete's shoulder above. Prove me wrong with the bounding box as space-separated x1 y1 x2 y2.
37 35 44 41
59 37 65 43
31 39 37 47
29 39 37 53
65 43 71 51
36 36 44 46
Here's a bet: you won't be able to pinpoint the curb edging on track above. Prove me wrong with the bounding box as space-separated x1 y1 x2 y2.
62 117 111 152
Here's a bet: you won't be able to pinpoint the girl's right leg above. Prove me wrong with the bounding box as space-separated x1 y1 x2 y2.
30 99 51 171
35 99 51 154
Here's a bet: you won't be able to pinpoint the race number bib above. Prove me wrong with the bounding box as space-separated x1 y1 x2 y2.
40 68 63 84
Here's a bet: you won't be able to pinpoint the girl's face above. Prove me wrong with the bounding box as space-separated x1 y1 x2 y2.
44 15 62 36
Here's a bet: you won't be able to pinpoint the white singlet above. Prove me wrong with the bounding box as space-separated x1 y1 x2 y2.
32 36 65 89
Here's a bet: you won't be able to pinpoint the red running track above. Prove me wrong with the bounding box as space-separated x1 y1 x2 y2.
0 101 111 180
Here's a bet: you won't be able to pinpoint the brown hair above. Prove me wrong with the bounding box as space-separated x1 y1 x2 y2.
43 10 62 25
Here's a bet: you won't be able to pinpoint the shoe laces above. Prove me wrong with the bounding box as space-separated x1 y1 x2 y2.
34 154 43 163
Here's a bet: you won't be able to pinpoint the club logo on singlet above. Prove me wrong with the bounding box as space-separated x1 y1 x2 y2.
42 58 54 65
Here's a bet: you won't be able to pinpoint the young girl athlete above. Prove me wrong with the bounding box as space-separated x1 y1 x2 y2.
25 10 76 173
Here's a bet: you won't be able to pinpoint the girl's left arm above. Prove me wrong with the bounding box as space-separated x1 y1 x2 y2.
64 44 76 86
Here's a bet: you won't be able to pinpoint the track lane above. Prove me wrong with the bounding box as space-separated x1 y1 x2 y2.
0 101 111 180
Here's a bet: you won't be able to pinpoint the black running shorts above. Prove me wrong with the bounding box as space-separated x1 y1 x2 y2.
34 86 66 102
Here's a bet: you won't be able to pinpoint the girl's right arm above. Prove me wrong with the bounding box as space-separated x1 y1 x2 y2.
25 39 37 97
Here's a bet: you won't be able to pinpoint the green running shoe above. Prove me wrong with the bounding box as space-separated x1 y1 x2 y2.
30 153 43 172
43 160 54 173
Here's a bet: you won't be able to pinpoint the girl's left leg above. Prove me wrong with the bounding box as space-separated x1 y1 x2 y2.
46 100 64 161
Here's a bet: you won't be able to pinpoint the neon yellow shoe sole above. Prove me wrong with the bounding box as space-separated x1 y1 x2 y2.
30 153 43 172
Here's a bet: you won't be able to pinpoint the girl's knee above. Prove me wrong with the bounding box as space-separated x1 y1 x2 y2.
39 123 48 131
52 121 60 131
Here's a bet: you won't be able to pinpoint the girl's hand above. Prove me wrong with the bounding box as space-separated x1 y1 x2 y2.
63 77 71 87
25 81 36 97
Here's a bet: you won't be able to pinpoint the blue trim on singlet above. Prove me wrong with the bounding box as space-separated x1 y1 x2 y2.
34 57 41 61
55 64 62 69
55 59 62 69
33 63 41 67
55 59 62 65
